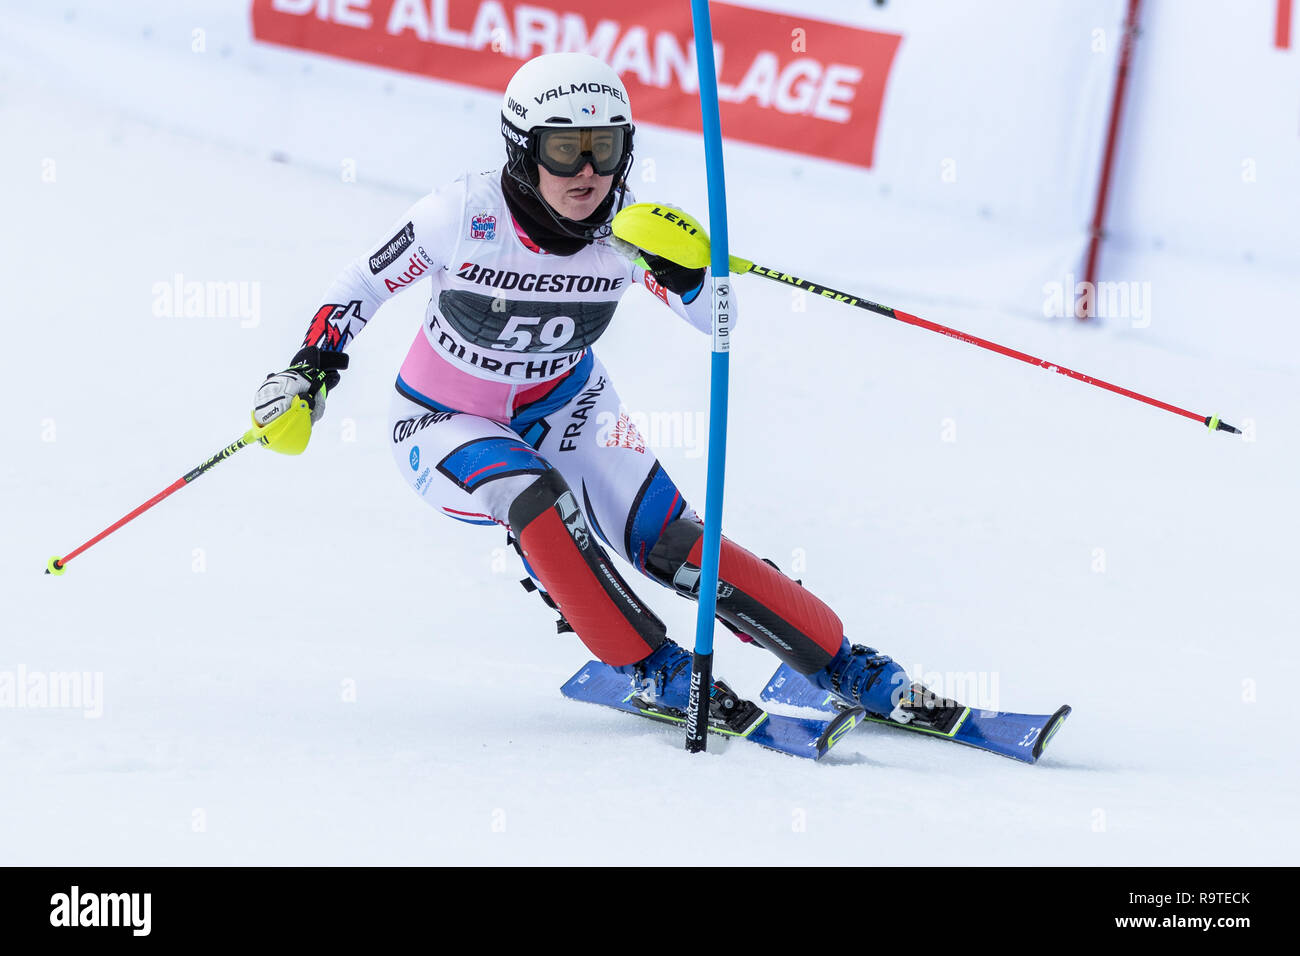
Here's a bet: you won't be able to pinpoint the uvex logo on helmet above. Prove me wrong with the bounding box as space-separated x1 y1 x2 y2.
534 82 627 105
501 120 528 147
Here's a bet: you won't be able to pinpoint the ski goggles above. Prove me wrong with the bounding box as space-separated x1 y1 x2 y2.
534 125 631 177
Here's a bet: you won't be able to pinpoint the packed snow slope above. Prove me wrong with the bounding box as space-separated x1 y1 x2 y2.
2 7 1296 865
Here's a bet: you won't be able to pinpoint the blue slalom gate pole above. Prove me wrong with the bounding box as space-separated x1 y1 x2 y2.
685 0 733 753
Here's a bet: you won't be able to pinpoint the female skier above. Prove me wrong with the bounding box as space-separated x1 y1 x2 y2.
251 52 954 732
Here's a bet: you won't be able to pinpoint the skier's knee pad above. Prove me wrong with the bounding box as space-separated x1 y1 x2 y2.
646 518 842 673
509 469 666 666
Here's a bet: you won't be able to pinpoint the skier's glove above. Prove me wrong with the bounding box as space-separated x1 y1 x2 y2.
607 233 643 263
643 253 706 299
609 204 707 298
253 346 349 428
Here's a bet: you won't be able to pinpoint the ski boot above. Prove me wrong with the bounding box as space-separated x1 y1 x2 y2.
615 640 694 709
615 641 762 732
811 638 913 721
813 639 968 733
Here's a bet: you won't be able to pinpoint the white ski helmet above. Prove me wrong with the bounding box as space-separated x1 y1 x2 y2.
501 53 635 234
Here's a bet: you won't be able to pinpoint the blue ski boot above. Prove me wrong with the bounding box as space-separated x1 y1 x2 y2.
614 640 755 725
615 640 694 711
812 638 913 720
813 639 968 732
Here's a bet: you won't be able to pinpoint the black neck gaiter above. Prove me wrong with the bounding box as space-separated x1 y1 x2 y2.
500 170 618 257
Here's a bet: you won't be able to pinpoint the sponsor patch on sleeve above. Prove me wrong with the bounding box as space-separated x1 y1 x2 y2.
369 222 415 274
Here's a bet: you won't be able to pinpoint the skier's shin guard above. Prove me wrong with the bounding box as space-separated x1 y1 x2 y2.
646 518 842 674
509 470 666 667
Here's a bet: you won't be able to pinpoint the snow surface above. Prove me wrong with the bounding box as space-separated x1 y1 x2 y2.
2 6 1298 866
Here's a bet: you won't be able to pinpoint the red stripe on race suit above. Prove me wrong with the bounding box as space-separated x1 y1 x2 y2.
464 461 508 483
442 507 497 520
512 376 564 411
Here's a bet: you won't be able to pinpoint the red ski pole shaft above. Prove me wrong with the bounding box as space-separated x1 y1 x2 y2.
739 262 1240 435
46 427 261 575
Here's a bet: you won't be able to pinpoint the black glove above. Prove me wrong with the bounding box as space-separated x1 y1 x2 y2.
641 252 706 298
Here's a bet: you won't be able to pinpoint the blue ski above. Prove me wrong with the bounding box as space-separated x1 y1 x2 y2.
561 660 865 760
760 663 1070 764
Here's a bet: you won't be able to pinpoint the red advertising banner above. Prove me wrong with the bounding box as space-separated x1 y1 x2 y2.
251 0 901 168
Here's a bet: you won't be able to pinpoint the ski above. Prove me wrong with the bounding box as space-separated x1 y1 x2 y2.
561 660 865 760
760 663 1070 764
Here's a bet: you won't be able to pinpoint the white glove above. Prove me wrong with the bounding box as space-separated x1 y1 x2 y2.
608 234 642 261
254 368 321 427
252 347 348 427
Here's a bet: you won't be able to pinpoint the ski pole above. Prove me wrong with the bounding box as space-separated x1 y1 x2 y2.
685 0 733 754
731 258 1240 435
45 426 263 575
46 372 328 576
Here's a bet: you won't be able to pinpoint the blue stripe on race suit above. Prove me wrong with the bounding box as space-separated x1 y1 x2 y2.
394 375 459 414
581 479 615 551
436 437 551 493
509 351 595 430
440 506 502 527
516 420 550 449
443 514 499 526
624 463 686 572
